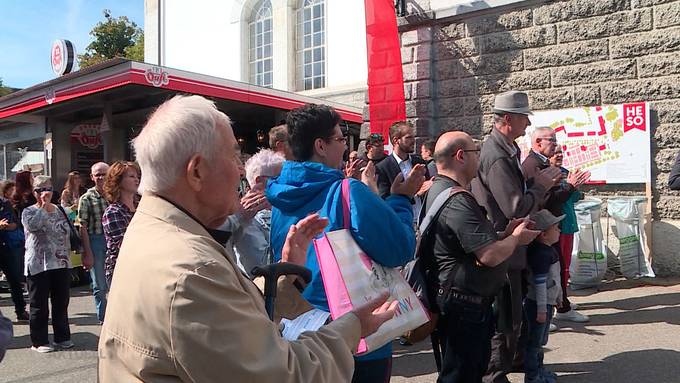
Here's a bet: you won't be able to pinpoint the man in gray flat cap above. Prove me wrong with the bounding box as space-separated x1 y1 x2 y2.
471 91 562 383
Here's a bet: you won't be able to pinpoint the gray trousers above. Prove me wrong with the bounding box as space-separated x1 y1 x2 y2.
483 269 524 383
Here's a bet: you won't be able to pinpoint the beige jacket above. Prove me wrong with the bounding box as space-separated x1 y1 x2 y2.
98 194 361 382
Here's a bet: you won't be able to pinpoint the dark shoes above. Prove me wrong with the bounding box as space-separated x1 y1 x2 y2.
15 311 29 322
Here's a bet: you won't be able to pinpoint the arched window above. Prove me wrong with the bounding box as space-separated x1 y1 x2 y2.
249 0 273 88
296 0 325 90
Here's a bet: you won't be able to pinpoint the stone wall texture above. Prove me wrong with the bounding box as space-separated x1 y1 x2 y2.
365 0 680 275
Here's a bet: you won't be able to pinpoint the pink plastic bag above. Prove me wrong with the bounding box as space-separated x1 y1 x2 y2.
313 179 428 354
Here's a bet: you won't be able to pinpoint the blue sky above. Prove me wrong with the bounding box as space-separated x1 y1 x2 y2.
0 0 144 89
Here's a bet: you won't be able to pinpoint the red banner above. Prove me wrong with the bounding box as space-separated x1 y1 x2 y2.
364 0 406 143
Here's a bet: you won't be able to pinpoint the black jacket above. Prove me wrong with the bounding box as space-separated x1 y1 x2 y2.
376 153 430 199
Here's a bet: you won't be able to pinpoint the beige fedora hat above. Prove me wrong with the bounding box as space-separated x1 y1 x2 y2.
492 90 533 115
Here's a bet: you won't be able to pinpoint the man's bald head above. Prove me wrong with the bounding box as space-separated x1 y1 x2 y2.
90 162 110 192
433 131 474 165
91 162 109 174
433 131 480 185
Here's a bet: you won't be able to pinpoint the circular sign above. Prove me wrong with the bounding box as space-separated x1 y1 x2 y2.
51 40 75 76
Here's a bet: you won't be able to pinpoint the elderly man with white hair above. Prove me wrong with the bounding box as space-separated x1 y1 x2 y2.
219 149 285 277
98 95 398 382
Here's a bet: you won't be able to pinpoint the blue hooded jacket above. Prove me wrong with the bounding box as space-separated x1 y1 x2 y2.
266 161 416 361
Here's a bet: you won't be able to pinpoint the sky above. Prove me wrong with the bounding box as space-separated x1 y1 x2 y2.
0 0 144 89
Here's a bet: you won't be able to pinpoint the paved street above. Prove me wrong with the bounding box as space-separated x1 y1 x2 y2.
1 278 679 382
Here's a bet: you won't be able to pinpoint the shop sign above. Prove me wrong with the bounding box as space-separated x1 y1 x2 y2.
51 40 75 76
70 124 102 149
145 66 170 87
44 87 56 104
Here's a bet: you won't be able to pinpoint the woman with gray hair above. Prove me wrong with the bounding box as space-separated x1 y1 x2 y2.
220 149 285 276
22 176 73 353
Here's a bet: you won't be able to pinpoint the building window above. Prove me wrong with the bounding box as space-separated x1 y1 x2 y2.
296 0 325 90
249 0 273 88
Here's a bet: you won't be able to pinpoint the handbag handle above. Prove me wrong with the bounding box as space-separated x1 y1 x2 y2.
57 204 78 234
341 178 351 230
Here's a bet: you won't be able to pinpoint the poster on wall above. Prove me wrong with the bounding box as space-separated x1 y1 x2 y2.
517 102 651 184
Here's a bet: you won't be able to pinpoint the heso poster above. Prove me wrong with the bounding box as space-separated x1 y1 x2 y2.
518 103 651 184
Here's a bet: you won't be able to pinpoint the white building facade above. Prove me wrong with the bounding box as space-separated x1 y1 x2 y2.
144 0 369 107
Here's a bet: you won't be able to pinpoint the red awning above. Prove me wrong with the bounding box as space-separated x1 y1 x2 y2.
0 59 363 123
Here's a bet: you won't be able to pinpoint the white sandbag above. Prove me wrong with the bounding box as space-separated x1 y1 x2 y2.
608 197 655 278
570 198 608 289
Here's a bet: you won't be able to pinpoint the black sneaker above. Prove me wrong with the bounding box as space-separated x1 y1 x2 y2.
16 311 29 322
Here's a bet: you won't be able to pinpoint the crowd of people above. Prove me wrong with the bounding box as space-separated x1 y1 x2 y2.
0 89 611 382
0 159 141 355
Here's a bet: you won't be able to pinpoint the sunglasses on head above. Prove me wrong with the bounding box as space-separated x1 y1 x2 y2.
34 187 53 193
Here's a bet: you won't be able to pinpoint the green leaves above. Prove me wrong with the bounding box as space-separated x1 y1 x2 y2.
0 78 14 97
78 10 144 68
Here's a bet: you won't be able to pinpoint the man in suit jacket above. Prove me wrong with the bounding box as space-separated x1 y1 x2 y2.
376 121 431 222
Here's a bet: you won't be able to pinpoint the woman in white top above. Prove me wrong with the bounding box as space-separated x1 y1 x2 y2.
22 176 73 353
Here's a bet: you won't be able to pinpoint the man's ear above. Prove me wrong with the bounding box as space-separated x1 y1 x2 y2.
314 137 326 158
186 154 205 192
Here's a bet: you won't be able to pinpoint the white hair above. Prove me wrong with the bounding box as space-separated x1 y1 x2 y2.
244 149 285 187
531 126 554 142
132 95 231 193
33 175 52 188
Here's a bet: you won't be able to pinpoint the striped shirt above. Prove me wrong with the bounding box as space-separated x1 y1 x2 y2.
78 187 109 235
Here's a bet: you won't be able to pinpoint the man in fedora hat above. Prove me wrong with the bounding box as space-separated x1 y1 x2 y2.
471 90 562 383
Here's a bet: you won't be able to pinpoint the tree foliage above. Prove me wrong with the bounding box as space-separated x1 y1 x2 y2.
79 9 144 68
0 78 13 97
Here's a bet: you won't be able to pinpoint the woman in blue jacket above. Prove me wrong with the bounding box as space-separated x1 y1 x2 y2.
266 104 425 383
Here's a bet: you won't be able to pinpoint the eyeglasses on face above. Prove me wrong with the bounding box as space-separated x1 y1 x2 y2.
34 187 53 193
539 137 558 143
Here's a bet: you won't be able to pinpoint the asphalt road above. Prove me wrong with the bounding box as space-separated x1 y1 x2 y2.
1 278 679 382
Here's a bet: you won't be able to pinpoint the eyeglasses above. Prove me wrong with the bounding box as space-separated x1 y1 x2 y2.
539 137 558 143
369 133 383 139
462 148 481 154
34 187 53 193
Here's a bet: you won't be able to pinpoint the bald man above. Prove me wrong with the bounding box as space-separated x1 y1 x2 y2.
422 132 539 383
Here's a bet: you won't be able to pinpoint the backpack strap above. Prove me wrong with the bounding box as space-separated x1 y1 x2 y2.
417 186 472 238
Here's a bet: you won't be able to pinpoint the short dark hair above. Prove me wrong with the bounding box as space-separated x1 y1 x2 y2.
422 139 436 153
287 104 342 161
389 120 412 143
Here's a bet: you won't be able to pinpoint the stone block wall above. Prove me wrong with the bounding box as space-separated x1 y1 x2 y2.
363 0 680 275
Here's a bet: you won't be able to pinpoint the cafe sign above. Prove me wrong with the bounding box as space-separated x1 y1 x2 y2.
70 124 102 149
51 39 75 76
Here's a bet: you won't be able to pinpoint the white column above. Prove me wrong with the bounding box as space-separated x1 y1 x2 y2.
272 0 294 91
